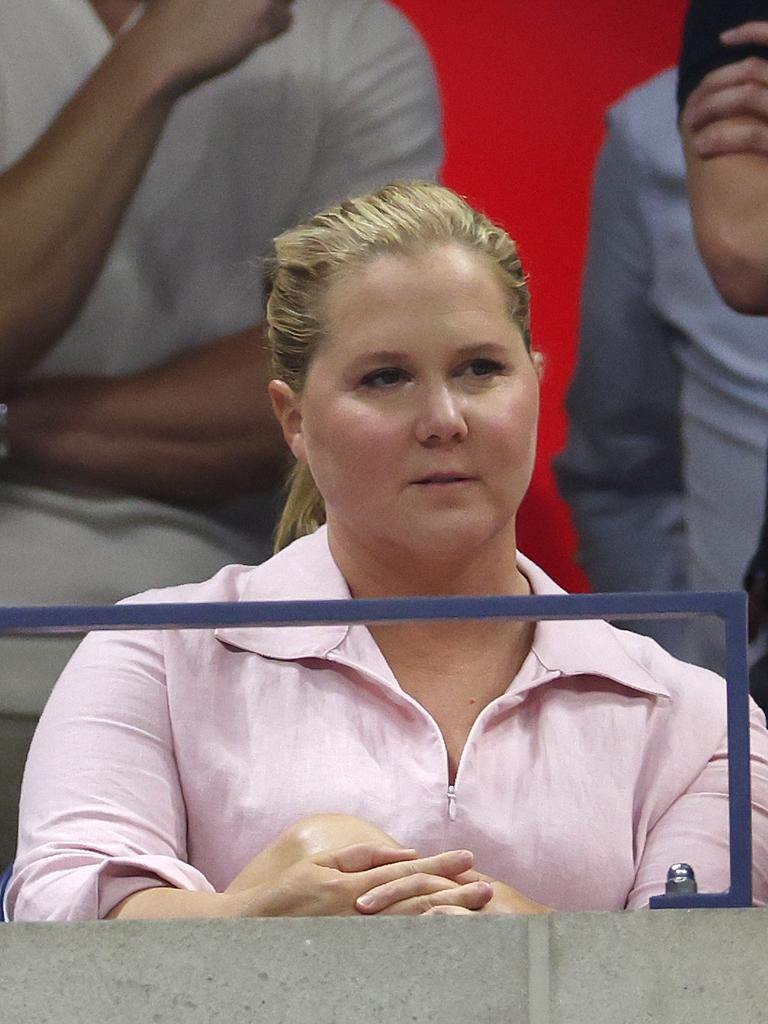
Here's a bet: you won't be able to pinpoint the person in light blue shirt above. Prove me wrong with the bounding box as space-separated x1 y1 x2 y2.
555 68 768 675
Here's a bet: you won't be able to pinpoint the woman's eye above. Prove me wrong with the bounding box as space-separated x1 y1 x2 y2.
464 358 504 378
361 367 407 388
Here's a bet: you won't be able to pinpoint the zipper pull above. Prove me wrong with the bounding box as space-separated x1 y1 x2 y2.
447 784 457 821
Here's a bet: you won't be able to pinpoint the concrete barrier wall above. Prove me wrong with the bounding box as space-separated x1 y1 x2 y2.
1 911 766 1023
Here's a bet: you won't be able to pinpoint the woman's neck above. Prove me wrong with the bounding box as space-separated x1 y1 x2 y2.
327 522 529 601
327 521 535 674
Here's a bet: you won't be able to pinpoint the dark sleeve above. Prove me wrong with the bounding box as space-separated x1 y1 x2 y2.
677 0 768 113
745 521 768 582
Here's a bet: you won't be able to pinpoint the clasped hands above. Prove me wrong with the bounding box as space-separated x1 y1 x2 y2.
224 840 548 919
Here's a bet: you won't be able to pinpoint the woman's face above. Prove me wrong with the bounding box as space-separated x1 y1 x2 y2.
271 243 541 565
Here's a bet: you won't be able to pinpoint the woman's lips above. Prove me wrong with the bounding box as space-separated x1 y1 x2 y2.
412 474 475 485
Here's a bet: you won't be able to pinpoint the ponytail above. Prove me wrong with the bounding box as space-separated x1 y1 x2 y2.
273 461 326 552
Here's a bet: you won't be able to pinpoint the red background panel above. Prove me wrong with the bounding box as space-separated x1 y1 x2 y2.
391 0 689 590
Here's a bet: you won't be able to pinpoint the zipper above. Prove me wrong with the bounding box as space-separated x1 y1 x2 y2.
326 649 521 828
446 784 457 821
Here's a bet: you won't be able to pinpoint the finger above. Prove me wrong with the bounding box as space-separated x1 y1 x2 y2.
359 849 475 891
692 118 768 158
423 905 476 916
377 881 493 917
356 873 460 914
453 868 482 885
684 82 768 132
319 843 419 873
721 22 768 48
683 58 768 117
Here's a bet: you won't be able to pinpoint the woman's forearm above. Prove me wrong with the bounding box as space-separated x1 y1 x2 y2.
106 886 239 920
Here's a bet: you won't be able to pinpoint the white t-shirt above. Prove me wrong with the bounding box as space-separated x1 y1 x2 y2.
0 0 443 712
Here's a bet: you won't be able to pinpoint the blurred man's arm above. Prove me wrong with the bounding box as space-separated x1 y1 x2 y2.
678 6 768 646
5 326 286 502
680 17 768 313
0 0 294 389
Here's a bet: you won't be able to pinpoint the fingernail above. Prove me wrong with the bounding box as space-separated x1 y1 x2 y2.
356 893 375 908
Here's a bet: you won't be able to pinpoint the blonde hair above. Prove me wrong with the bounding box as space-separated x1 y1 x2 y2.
265 181 532 552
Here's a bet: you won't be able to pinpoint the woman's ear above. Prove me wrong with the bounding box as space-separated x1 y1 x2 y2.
531 349 545 381
268 380 306 462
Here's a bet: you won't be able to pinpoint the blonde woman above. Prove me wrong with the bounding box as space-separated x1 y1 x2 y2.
9 183 768 921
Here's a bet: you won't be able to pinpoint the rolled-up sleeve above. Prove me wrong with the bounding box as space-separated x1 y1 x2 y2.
627 702 768 909
7 625 215 922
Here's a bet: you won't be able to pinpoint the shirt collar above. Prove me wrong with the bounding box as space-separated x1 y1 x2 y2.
514 553 671 700
214 527 352 660
215 530 670 700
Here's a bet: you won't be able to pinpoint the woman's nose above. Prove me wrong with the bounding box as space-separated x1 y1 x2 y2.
414 386 468 445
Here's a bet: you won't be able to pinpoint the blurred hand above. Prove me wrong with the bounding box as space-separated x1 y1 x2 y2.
720 21 768 48
137 0 295 92
682 21 768 158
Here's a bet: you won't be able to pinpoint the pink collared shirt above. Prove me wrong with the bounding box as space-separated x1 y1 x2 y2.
8 527 768 920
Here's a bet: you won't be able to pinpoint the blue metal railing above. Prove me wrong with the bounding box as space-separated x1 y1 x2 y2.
0 589 751 909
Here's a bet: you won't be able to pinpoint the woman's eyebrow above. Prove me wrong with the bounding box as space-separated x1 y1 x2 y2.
346 341 512 374
347 350 411 369
453 342 511 357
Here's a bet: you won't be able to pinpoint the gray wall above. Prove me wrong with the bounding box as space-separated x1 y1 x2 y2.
1 911 766 1023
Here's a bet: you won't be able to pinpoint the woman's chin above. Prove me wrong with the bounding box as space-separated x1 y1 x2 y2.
394 515 516 566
